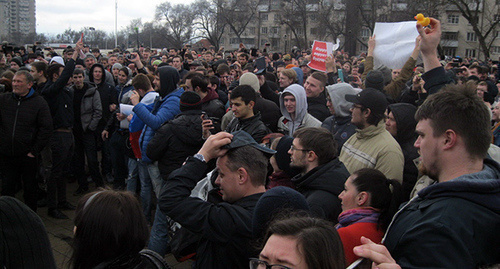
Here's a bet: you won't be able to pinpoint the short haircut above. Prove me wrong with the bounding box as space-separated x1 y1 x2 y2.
310 71 327 88
131 73 152 91
293 127 338 165
225 146 268 187
237 52 249 60
280 69 297 83
230 85 256 104
216 63 230 76
209 75 220 88
73 68 85 76
47 63 64 81
415 83 491 159
263 216 345 269
15 70 34 84
173 55 183 62
31 61 48 76
185 72 208 93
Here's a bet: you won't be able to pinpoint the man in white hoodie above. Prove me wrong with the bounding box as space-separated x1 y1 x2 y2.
278 84 321 135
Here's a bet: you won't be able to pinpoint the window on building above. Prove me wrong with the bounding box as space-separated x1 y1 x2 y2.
261 13 268 21
466 32 477 42
360 28 371 38
261 27 268 34
272 39 279 47
248 27 255 34
230 38 239 44
495 14 500 22
442 47 457 56
274 14 281 22
261 39 268 46
465 49 476 58
271 27 279 34
492 46 500 54
443 32 458 40
447 14 459 24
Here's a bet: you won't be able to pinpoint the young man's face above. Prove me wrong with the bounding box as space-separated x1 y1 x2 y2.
93 67 103 82
287 138 308 171
385 111 397 137
414 119 441 181
72 73 85 89
304 76 323 98
215 155 241 203
231 97 253 119
172 57 182 70
85 58 96 69
108 56 118 66
30 66 42 82
279 73 293 88
283 94 296 115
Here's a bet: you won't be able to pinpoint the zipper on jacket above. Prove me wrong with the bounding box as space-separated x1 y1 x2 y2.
11 100 21 155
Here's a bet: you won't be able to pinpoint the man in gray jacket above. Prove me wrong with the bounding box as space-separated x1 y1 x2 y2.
71 68 103 195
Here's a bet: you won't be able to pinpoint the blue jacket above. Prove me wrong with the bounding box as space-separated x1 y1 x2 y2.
133 88 183 163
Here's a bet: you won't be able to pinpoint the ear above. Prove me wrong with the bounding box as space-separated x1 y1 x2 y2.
248 100 255 109
357 191 369 206
306 150 318 163
363 108 371 118
237 167 249 185
442 129 457 150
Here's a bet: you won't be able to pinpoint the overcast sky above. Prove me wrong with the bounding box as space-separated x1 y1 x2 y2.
36 0 192 35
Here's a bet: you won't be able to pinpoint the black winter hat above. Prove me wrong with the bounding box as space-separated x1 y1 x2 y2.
365 70 384 91
179 91 202 112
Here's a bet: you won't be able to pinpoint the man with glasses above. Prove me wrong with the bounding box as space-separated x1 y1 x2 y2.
288 127 349 222
339 88 404 182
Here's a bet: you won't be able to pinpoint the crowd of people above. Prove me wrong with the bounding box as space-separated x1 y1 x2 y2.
0 17 499 268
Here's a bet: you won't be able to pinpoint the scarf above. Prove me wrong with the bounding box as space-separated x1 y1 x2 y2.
336 207 380 229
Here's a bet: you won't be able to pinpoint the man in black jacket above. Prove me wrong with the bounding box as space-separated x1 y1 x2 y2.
0 70 52 212
41 40 83 219
159 130 275 269
305 72 330 122
224 85 270 143
289 127 349 222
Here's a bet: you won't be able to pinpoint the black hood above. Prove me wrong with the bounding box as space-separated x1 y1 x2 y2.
88 63 106 85
158 66 180 98
388 103 417 143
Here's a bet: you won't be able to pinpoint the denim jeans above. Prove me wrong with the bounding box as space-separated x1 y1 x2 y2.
147 162 163 197
126 158 139 192
148 181 170 256
138 160 153 223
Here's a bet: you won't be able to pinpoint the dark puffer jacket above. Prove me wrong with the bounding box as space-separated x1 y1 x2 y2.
146 110 205 180
0 90 53 156
291 158 350 222
307 91 330 122
387 103 419 201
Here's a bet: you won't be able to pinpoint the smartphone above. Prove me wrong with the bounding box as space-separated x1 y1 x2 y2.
202 112 209 121
338 69 344 82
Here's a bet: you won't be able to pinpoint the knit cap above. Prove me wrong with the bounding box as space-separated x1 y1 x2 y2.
180 91 202 112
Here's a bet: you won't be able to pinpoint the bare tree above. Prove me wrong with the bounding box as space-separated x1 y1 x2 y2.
447 0 500 59
280 0 316 50
193 0 226 49
216 0 261 44
155 2 194 49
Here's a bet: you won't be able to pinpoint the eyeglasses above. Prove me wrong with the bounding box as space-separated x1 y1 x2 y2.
289 144 310 152
249 258 292 269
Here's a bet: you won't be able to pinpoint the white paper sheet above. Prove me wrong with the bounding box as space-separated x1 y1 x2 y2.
372 21 419 70
119 104 134 129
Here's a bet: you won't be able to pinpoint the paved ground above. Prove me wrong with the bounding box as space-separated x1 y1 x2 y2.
34 181 192 269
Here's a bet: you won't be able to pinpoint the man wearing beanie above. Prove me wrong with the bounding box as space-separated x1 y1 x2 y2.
339 88 404 182
147 91 205 181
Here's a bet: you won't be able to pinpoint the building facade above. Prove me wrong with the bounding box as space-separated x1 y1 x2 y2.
218 0 500 60
0 0 36 42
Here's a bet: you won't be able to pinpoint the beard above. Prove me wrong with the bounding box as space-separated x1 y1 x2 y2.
417 160 439 182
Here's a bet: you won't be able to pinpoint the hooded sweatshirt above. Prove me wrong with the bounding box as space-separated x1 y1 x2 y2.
322 83 359 148
387 103 419 201
278 84 321 135
384 158 500 268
